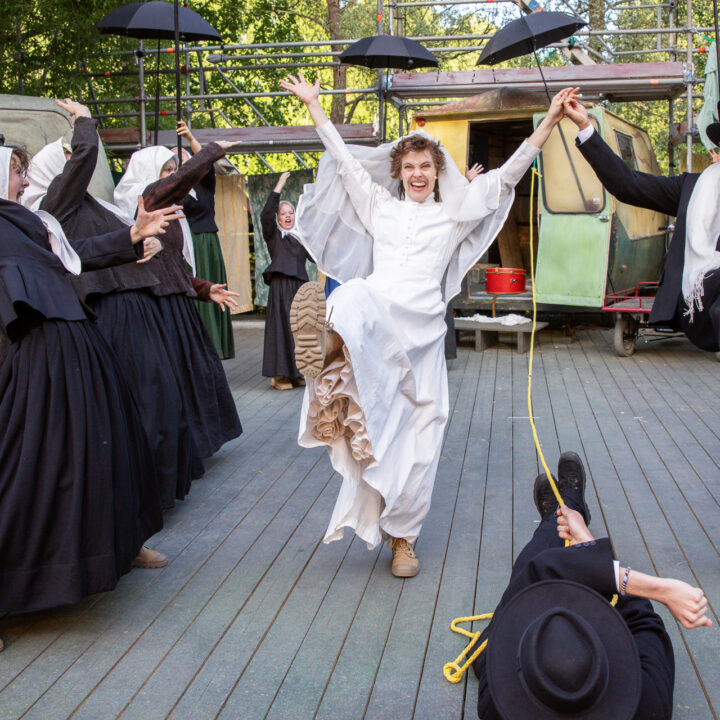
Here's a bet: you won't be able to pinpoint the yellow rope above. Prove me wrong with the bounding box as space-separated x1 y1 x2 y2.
443 160 618 685
442 614 493 683
527 165 566 511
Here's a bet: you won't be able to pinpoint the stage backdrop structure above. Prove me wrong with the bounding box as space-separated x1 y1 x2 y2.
247 170 316 307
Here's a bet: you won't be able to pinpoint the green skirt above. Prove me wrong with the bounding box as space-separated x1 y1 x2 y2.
192 231 235 359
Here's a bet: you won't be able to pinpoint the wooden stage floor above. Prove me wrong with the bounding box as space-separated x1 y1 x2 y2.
1 324 719 720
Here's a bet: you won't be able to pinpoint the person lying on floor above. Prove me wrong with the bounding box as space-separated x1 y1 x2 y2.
471 451 711 720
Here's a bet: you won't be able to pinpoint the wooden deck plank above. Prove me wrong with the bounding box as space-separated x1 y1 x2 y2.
1 325 718 720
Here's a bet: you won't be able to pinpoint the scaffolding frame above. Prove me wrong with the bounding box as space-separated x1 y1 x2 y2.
77 0 715 172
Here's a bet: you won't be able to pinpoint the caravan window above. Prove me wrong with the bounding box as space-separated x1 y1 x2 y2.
540 117 605 214
614 131 638 170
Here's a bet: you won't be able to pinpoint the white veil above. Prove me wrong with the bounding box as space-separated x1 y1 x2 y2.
114 145 196 274
0 147 81 275
683 162 720 319
295 129 523 302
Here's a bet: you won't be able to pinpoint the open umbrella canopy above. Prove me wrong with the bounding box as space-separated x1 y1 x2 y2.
339 35 438 70
96 1 221 41
477 12 587 65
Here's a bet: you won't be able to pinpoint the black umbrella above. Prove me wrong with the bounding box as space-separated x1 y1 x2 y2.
477 12 587 67
339 35 438 142
477 12 591 209
96 1 221 42
339 34 438 70
97 1 221 155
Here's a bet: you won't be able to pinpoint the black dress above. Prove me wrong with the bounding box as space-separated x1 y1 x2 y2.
0 200 162 613
182 162 235 359
40 116 202 510
260 191 311 379
142 144 243 458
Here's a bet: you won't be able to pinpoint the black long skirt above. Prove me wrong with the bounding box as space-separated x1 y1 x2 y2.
0 319 162 613
89 290 203 509
262 274 304 378
156 293 242 458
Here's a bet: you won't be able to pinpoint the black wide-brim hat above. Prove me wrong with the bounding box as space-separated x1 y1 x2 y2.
486 579 642 720
707 122 720 147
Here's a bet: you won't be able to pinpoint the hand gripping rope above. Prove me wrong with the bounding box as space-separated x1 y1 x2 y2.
443 161 616 684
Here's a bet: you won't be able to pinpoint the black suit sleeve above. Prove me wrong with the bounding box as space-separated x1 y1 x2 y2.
40 117 99 224
576 130 685 217
261 192 280 257
73 227 139 271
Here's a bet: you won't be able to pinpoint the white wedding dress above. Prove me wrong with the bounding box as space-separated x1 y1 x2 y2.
296 121 540 549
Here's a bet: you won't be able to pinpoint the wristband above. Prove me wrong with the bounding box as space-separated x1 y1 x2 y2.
620 566 631 596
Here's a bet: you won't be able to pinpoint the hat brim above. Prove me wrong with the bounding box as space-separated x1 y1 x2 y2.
707 122 720 148
486 579 642 720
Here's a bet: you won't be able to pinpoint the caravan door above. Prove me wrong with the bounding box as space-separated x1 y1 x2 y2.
532 111 612 308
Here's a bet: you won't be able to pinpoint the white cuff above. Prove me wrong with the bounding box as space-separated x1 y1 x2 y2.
613 560 620 591
577 125 595 144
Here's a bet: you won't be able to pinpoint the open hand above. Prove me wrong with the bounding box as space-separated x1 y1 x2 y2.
209 283 240 311
55 98 92 123
556 505 594 546
465 163 484 182
279 73 321 106
130 196 185 243
658 578 712 629
137 237 163 263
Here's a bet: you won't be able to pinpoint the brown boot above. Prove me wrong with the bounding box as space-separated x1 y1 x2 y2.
132 546 168 569
291 377 306 387
270 376 293 390
290 281 330 378
390 538 419 578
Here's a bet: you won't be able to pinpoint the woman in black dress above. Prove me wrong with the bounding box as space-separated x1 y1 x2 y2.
0 146 179 612
25 99 204 511
261 171 311 390
114 141 243 458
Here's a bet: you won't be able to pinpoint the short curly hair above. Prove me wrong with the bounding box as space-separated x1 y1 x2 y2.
389 134 445 201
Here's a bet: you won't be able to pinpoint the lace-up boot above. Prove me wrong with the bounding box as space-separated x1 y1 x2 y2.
557 451 591 525
390 537 419 578
290 281 333 378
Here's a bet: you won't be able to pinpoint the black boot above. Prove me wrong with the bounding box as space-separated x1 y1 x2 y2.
557 451 591 525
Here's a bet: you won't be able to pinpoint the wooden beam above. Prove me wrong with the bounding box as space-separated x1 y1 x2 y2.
389 62 686 102
100 123 377 155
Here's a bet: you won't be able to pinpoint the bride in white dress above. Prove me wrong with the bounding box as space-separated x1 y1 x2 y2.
280 73 576 577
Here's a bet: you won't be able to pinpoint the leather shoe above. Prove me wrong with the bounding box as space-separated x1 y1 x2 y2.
533 473 558 519
557 451 591 524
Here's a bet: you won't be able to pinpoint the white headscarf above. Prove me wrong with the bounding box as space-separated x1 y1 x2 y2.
0 147 81 275
276 200 305 245
114 146 196 274
683 162 720 320
21 137 135 226
296 128 523 302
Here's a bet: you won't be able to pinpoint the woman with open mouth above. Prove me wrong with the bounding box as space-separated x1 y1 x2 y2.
281 72 576 578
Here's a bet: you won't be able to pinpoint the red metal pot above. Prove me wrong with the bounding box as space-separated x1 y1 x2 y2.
485 267 526 294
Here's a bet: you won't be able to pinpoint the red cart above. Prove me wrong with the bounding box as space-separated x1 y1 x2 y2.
602 282 659 356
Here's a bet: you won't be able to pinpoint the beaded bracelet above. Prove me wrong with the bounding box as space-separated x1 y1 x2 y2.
620 566 631 596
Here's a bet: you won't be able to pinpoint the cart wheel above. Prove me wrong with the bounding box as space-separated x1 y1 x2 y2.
613 315 637 357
